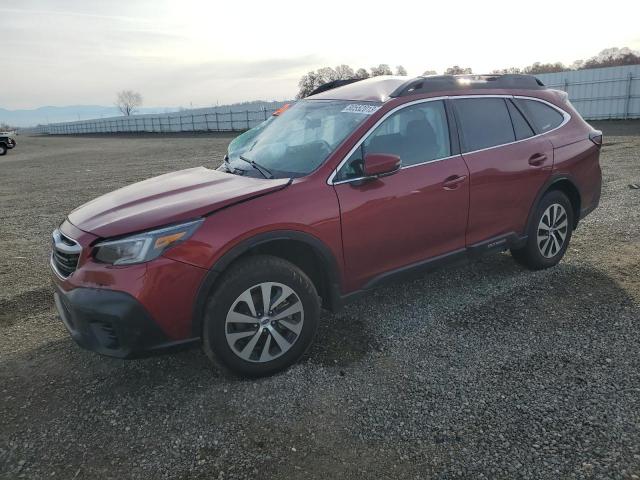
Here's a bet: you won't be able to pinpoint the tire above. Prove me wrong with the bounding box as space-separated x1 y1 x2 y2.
202 255 321 378
511 190 574 270
0 144 6 156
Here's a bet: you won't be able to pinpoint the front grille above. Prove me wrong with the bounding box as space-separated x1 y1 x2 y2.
51 229 81 278
52 249 79 276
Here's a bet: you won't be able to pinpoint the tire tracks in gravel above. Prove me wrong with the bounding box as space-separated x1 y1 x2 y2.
0 286 54 327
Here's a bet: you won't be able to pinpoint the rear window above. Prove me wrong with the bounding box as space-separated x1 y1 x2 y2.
453 98 515 152
515 99 564 133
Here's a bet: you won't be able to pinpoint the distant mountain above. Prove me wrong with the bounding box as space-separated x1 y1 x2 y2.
0 105 178 128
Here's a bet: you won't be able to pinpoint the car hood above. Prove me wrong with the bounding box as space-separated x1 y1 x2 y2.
68 167 290 238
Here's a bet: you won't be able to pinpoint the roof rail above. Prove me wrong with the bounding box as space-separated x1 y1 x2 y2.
308 78 363 97
390 74 545 97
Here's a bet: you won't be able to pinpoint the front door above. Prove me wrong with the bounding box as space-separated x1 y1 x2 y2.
332 100 470 291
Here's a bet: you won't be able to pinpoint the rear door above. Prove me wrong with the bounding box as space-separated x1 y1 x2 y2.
451 96 554 245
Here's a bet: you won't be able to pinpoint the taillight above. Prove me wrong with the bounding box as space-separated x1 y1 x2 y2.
589 130 603 147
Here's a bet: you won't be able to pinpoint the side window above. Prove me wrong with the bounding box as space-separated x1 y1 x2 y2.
453 98 515 152
515 99 564 133
506 99 535 140
335 101 450 181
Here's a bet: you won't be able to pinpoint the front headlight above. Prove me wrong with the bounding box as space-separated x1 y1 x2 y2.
93 219 203 265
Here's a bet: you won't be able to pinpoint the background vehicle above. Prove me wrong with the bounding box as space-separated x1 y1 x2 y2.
0 134 16 155
51 75 602 377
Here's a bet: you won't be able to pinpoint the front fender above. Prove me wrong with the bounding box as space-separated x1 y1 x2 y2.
188 229 343 337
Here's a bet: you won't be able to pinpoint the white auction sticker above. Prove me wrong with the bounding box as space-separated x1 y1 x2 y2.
341 104 381 115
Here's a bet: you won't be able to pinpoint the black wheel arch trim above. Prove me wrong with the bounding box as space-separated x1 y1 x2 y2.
191 230 343 337
525 174 582 234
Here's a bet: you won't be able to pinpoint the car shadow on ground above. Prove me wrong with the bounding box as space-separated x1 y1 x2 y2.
1 253 634 399
2 255 637 479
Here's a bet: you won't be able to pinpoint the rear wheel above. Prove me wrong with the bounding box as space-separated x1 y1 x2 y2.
0 144 7 156
511 190 574 270
202 255 320 377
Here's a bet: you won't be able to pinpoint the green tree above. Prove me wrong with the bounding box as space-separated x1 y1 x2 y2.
395 65 407 76
334 64 356 79
490 67 522 74
370 64 393 76
444 66 473 75
296 71 321 99
355 68 370 79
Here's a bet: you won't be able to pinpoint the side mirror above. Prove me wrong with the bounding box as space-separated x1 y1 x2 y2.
363 153 401 178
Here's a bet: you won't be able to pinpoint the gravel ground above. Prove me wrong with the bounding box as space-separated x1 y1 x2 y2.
1 126 639 479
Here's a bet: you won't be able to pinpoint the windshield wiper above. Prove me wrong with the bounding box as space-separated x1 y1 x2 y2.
239 155 273 179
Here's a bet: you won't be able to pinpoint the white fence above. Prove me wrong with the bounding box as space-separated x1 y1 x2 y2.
40 102 289 135
536 65 640 120
39 65 640 135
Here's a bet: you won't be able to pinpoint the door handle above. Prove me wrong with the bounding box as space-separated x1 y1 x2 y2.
442 174 467 190
528 153 548 166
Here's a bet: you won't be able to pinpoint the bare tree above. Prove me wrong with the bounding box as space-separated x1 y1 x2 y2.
116 90 143 116
370 64 393 76
444 66 473 75
581 47 640 69
395 65 407 76
422 69 438 76
522 62 566 74
476 46 640 78
570 59 585 70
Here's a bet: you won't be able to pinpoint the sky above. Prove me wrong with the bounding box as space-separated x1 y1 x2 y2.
1 0 639 110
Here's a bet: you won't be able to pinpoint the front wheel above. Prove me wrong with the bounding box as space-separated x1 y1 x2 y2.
511 190 574 270
0 144 7 156
202 255 320 377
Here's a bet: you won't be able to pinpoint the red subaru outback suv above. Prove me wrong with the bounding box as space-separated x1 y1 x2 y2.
51 75 602 377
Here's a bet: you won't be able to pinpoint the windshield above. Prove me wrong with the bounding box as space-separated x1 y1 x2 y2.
227 116 276 157
240 100 380 177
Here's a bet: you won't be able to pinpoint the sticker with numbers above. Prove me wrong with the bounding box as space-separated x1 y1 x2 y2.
341 104 381 115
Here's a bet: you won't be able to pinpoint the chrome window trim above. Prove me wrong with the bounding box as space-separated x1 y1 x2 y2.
452 95 571 156
327 94 571 186
513 94 571 130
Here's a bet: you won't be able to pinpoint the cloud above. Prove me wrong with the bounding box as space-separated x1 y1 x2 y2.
2 0 639 109
0 2 324 108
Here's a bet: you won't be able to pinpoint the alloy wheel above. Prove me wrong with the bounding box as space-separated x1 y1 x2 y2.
537 203 568 258
225 282 304 362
